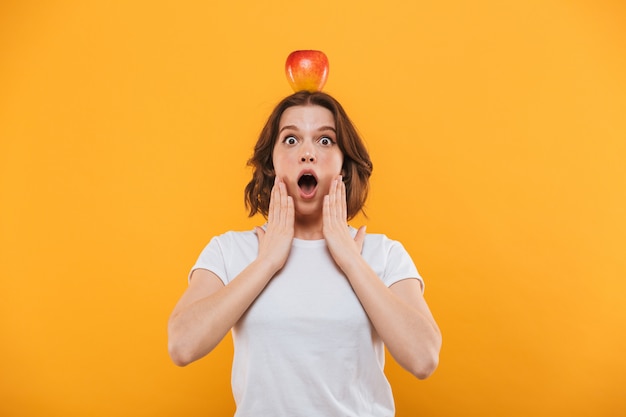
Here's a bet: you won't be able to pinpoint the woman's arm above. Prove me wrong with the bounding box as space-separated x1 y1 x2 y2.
168 259 276 366
168 178 294 366
340 258 441 379
323 177 442 379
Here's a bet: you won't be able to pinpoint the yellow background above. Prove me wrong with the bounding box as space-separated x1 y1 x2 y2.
1 1 625 416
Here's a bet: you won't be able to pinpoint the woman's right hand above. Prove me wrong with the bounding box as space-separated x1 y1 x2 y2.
169 178 294 366
255 176 294 274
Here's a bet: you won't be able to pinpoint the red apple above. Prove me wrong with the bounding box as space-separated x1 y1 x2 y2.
285 50 329 93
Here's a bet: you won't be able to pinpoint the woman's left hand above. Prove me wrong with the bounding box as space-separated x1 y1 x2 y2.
322 175 366 270
323 176 441 379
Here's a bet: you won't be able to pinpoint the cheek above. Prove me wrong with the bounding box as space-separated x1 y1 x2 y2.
328 153 344 174
271 153 292 177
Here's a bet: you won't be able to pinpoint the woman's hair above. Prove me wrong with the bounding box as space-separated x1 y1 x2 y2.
244 91 373 220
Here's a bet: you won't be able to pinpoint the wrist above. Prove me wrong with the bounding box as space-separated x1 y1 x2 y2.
253 256 284 278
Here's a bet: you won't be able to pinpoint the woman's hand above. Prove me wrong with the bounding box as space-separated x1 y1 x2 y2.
322 176 441 379
255 176 294 274
169 177 295 366
322 175 366 270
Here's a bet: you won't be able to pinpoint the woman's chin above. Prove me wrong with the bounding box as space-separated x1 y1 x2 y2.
294 200 323 219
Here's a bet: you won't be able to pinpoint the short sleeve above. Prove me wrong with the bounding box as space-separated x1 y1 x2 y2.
360 232 425 292
189 236 228 286
382 240 424 292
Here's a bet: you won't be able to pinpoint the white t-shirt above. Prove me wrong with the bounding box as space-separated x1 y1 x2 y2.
190 227 423 417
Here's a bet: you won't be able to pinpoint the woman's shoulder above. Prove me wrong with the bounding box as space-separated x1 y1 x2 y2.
211 228 259 246
350 226 400 247
198 228 259 261
357 228 415 263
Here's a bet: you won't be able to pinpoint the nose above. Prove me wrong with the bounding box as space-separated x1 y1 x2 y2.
300 151 316 163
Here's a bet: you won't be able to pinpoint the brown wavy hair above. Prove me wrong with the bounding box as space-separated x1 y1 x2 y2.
244 91 373 220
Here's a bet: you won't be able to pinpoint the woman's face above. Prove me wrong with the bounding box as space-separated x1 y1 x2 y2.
272 104 344 217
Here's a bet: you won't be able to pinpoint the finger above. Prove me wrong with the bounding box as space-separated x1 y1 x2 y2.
333 176 345 222
323 194 331 226
255 226 265 242
339 175 347 221
268 178 279 224
286 195 295 229
329 177 340 221
274 176 288 224
278 178 290 227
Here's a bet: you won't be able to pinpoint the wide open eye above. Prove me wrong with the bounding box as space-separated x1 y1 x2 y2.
283 135 298 145
319 136 334 146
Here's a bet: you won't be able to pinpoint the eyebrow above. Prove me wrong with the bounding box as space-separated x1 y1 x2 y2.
279 125 336 133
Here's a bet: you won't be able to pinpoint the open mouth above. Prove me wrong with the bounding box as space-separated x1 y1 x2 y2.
297 173 318 196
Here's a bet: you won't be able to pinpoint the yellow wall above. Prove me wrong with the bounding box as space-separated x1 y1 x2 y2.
1 1 625 416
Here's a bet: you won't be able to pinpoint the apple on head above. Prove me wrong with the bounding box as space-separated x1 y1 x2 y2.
285 50 329 93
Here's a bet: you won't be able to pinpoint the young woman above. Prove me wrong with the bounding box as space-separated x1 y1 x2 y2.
168 91 442 416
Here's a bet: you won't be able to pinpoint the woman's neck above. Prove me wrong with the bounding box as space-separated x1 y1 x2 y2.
293 215 324 240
